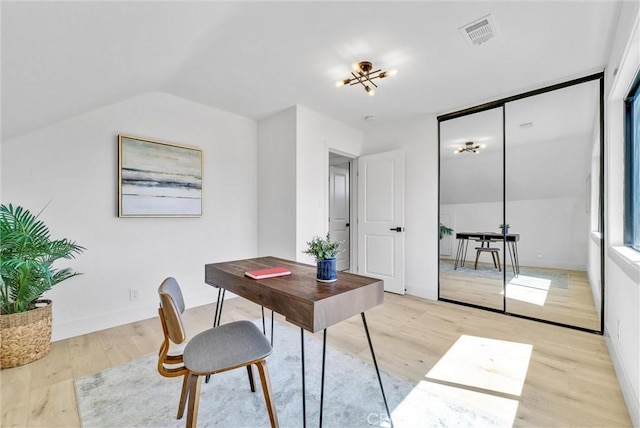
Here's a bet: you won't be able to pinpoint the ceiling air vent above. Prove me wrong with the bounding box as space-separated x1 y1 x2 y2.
459 14 499 47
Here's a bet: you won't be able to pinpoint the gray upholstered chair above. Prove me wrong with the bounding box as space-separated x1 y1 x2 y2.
157 277 279 428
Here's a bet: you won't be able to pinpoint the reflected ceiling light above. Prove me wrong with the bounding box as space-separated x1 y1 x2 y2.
455 141 481 154
336 61 396 96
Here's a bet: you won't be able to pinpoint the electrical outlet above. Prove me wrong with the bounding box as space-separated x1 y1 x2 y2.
129 287 140 301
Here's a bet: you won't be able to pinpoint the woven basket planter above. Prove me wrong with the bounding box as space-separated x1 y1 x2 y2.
0 300 52 369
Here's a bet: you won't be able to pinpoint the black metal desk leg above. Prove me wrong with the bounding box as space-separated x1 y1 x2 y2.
212 287 224 327
300 328 306 428
214 289 225 327
454 238 464 270
361 312 393 428
207 287 226 384
461 239 470 267
319 329 327 427
507 242 517 277
261 307 275 346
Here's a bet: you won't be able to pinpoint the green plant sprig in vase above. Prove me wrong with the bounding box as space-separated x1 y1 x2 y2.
302 233 343 283
302 233 342 262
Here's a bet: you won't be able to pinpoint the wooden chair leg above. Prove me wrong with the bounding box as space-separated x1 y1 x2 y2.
177 374 189 419
186 374 202 428
474 250 481 269
491 251 498 268
247 365 256 392
255 360 279 428
496 252 501 271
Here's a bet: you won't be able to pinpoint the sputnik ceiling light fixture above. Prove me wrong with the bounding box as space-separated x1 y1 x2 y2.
336 61 396 96
455 141 482 154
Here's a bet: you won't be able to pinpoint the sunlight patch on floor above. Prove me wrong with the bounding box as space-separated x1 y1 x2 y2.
504 275 551 306
426 335 533 396
391 380 519 427
390 335 534 427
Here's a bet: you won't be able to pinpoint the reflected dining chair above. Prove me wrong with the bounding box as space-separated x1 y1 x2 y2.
157 277 279 428
474 239 502 271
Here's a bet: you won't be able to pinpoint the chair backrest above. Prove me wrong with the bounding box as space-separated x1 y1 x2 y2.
158 277 187 345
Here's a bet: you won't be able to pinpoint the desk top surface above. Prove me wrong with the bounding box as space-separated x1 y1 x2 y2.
204 256 384 332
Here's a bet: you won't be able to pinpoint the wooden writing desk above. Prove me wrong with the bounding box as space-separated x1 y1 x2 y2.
204 256 392 427
205 256 383 333
454 232 521 275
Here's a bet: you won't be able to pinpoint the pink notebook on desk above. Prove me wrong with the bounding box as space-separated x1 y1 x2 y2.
244 267 292 280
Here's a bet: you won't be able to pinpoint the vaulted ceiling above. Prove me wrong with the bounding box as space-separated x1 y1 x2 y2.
1 1 621 141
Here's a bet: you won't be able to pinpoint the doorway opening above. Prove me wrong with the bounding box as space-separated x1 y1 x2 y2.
329 152 352 271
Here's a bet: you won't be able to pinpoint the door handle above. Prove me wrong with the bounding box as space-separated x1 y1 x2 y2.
390 227 404 232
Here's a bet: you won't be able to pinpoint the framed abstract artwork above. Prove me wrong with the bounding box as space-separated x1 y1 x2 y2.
118 135 203 217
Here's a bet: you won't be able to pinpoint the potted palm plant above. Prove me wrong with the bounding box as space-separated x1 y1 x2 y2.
0 203 84 368
302 233 342 283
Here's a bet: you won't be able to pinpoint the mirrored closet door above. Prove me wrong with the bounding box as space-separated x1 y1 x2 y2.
438 74 604 332
504 79 602 331
439 106 505 311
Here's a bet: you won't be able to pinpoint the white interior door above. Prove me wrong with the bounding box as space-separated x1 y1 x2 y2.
357 150 405 294
329 164 350 271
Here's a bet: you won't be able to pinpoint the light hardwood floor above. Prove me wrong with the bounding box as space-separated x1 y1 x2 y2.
440 260 601 331
1 293 631 427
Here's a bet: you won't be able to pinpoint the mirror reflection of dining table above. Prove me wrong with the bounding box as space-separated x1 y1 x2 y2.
454 232 520 275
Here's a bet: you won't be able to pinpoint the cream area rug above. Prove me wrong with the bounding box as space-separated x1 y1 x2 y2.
75 320 508 427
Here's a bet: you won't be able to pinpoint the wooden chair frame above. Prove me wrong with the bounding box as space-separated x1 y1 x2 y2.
474 240 502 271
157 280 278 427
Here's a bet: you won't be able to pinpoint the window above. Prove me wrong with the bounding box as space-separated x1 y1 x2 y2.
624 70 640 251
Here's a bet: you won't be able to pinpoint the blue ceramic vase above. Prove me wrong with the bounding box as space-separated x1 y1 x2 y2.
316 258 337 283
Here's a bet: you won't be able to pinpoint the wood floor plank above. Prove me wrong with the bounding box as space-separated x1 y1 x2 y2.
1 366 31 427
28 379 79 427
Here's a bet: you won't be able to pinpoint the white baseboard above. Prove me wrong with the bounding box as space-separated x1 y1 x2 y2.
51 289 229 342
52 303 158 341
405 283 437 300
605 325 640 427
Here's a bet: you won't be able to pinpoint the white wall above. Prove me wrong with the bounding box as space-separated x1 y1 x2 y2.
604 2 640 425
296 105 364 263
1 92 259 340
362 117 439 299
257 107 297 260
441 197 588 270
257 105 364 265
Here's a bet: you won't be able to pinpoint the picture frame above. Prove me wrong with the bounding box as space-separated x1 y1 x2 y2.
118 134 203 217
